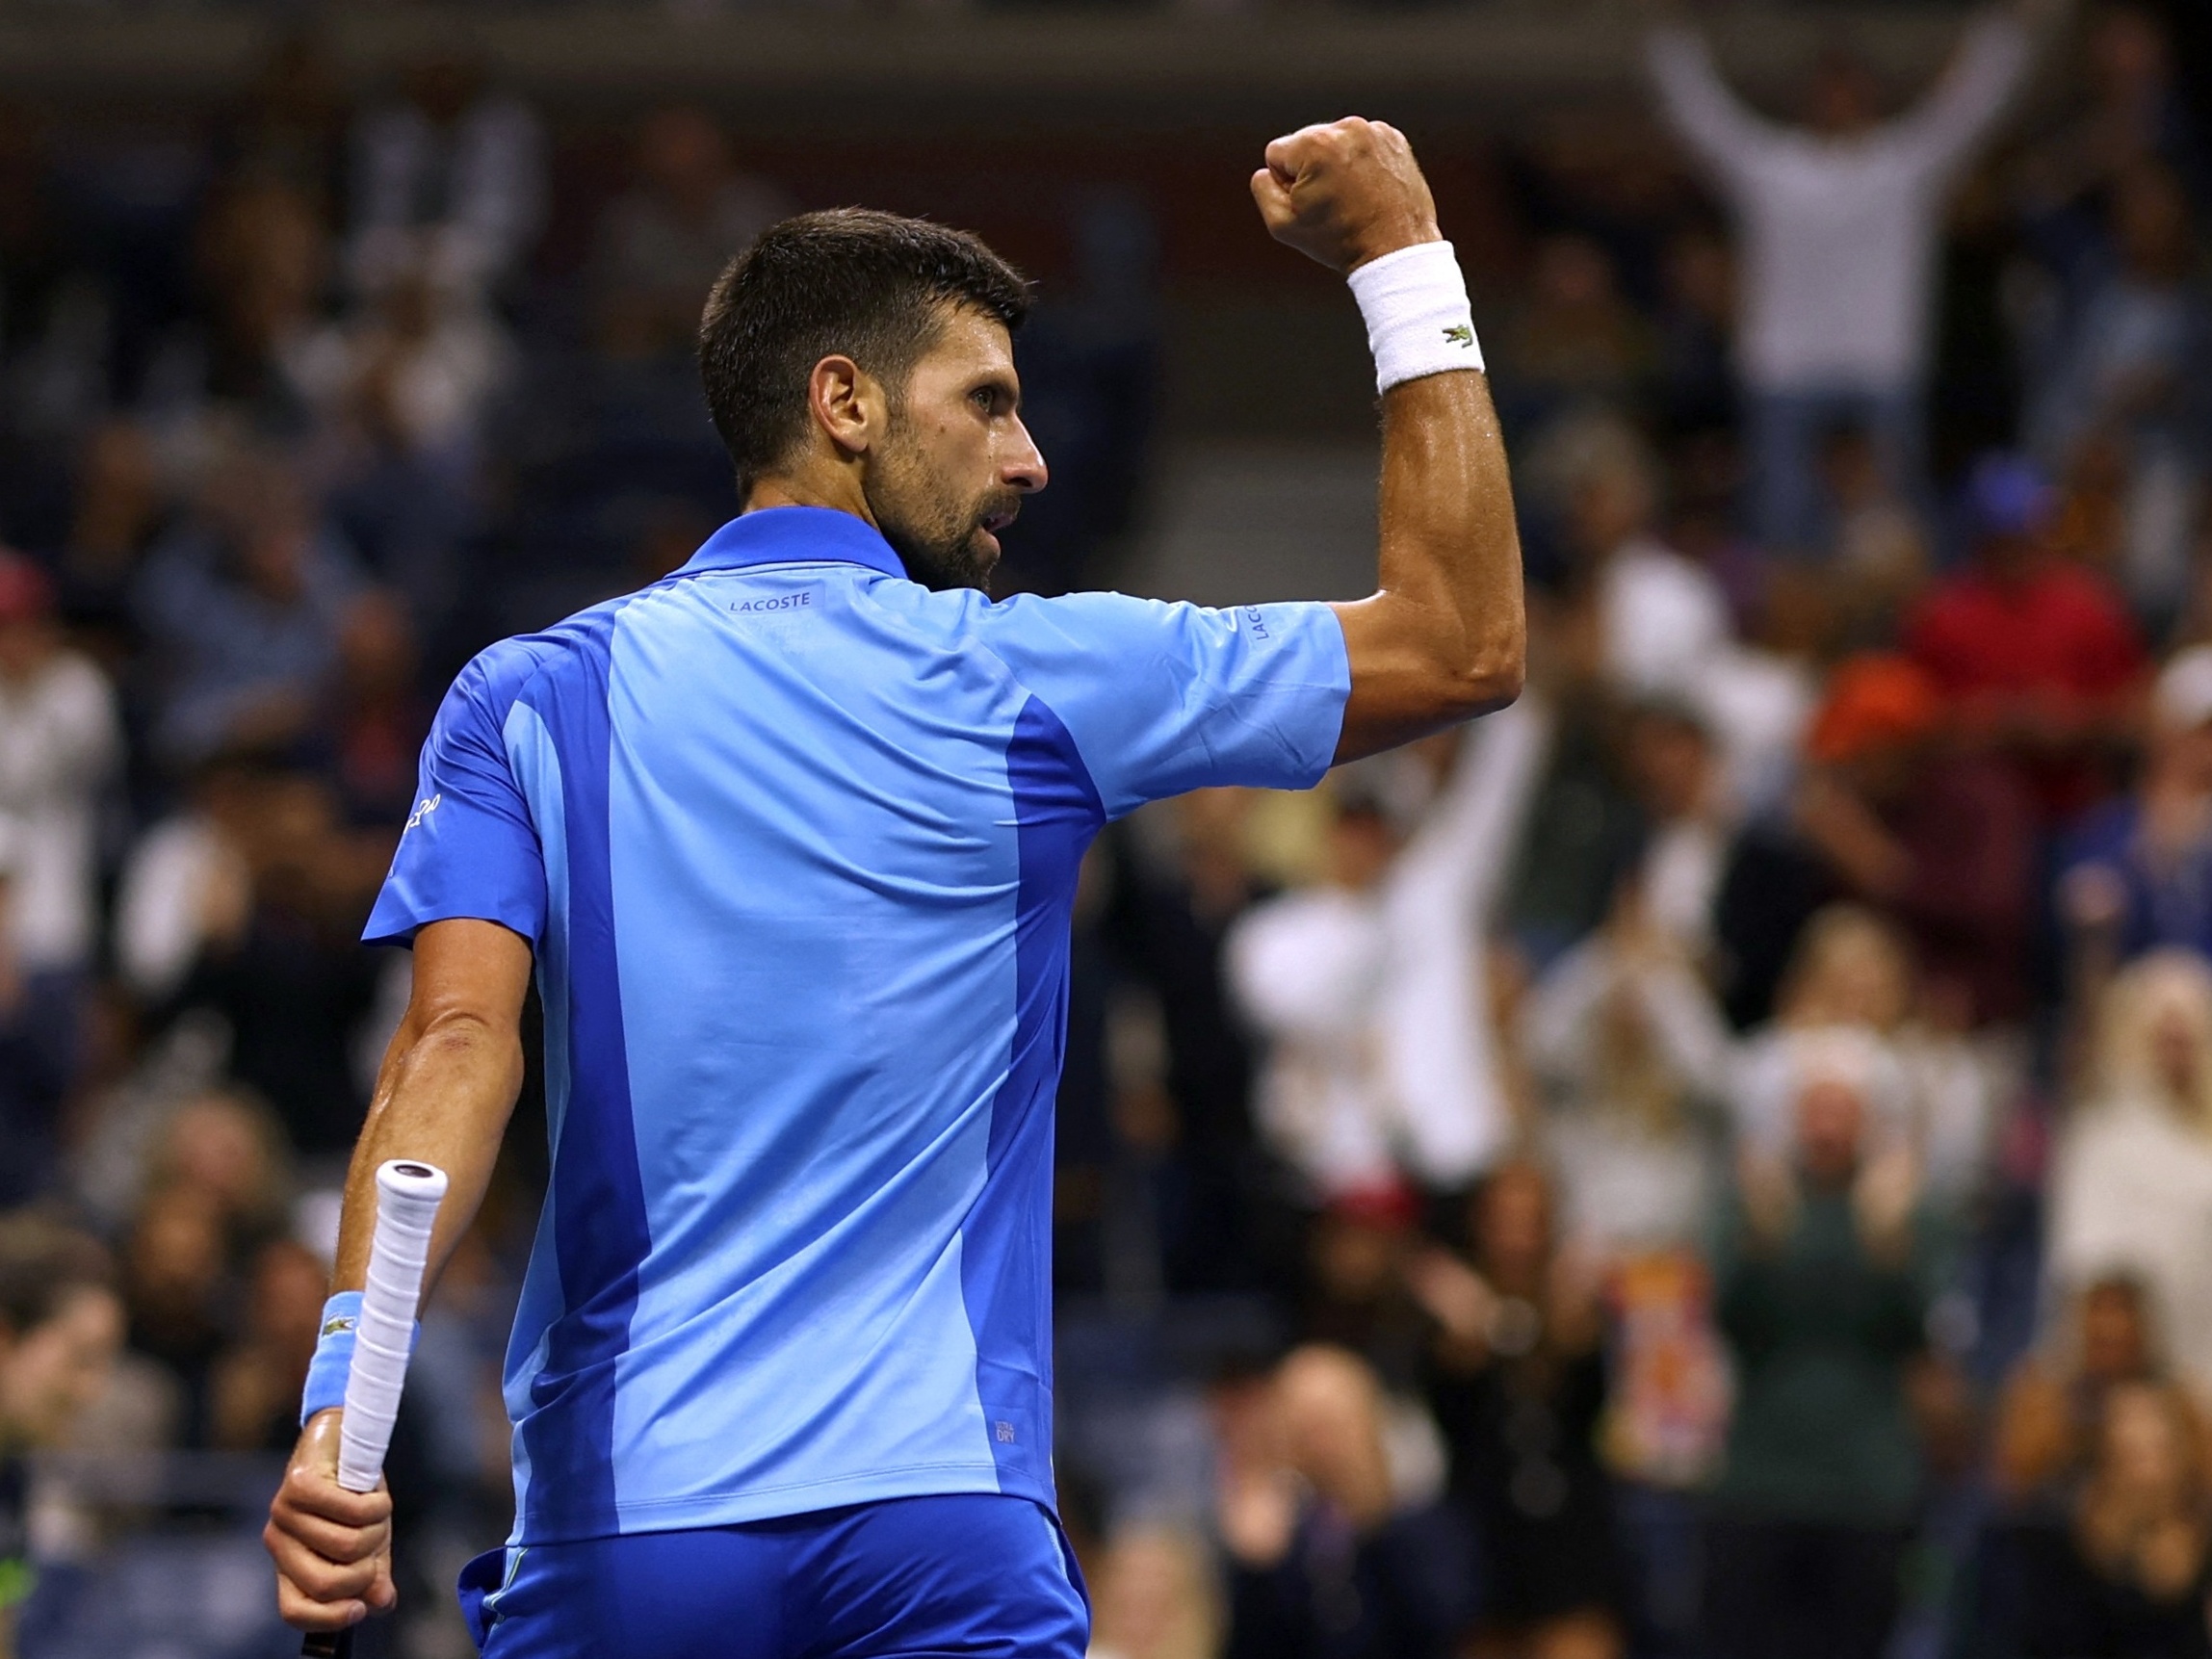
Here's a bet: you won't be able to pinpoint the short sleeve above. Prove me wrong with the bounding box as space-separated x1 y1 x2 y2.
979 593 1349 817
363 648 548 949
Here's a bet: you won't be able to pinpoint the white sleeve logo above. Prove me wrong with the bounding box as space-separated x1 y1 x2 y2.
403 793 443 833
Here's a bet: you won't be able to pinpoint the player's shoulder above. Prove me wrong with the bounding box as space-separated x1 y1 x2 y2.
949 585 1212 654
855 581 1340 719
450 594 646 713
846 580 1168 661
444 634 561 722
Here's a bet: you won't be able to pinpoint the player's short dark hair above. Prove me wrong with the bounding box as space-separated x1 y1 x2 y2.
697 208 1031 498
0 1214 114 1335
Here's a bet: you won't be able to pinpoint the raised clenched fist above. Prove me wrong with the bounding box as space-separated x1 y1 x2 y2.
1249 117 1443 274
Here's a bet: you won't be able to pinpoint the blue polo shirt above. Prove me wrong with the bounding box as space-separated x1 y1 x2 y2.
364 507 1349 1543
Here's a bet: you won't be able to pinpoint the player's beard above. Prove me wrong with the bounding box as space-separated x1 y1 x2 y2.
863 419 1022 595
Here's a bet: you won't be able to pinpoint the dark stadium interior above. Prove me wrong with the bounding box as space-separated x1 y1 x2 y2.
0 0 2209 1654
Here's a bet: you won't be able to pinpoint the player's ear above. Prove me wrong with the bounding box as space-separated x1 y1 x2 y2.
807 354 885 459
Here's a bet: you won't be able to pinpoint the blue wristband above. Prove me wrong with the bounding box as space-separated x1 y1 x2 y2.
301 1292 362 1426
300 1292 422 1427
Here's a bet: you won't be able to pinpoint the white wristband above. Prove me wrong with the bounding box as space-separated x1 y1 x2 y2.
1346 240 1482 394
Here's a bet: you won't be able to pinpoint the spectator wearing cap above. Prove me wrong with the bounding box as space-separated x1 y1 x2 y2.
1717 653 2036 1028
0 552 120 981
2058 646 2212 980
1903 453 2147 825
1731 921 1915 1176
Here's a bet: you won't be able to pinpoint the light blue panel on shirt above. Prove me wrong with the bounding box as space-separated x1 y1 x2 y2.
603 571 1013 1521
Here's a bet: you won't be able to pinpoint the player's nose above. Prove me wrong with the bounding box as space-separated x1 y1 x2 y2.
1002 419 1048 494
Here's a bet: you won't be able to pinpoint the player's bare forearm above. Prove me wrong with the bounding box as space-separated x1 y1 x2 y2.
271 920 529 1630
1249 117 1523 763
1332 366 1522 759
332 917 532 1299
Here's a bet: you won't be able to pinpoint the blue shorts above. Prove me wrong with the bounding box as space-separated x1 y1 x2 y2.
457 1494 1089 1658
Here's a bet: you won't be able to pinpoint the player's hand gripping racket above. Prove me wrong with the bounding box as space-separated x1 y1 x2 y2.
301 1159 449 1659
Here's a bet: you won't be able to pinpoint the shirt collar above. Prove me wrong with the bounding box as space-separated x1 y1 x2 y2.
676 506 909 582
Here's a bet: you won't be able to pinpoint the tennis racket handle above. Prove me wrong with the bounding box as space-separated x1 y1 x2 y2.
335 1160 448 1491
300 1160 449 1659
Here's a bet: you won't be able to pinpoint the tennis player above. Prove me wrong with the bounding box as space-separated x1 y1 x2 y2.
265 116 1522 1656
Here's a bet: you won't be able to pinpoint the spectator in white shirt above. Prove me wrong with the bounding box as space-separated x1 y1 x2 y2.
1732 904 2004 1216
1553 418 1811 809
1522 889 1735 1254
1539 414 1731 700
2047 948 2212 1395
1646 1 2042 553
0 553 120 975
1228 704 1550 1203
112 752 259 1008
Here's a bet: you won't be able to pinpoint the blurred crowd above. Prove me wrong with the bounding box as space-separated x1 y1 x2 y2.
0 2 2205 1657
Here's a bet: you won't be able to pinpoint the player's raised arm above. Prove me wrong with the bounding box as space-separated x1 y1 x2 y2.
1251 117 1525 762
265 917 531 1634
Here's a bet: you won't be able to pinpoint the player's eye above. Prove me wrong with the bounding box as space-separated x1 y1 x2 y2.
970 386 998 414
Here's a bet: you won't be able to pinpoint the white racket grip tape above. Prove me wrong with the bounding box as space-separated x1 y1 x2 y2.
334 1159 449 1494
